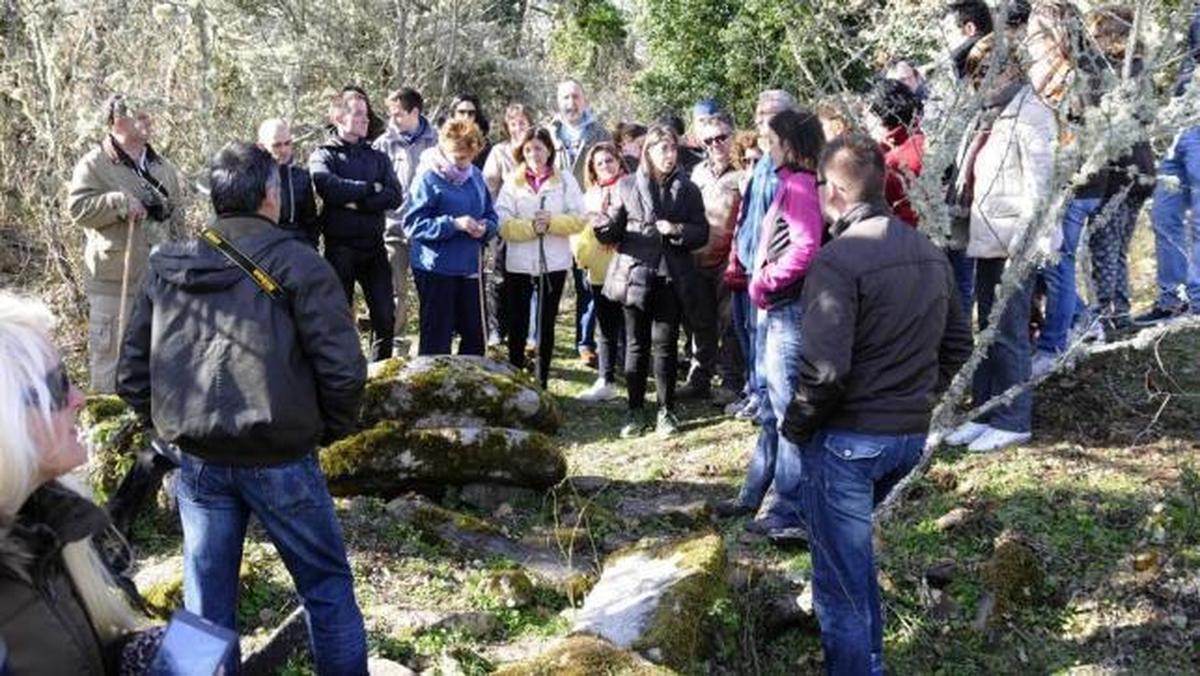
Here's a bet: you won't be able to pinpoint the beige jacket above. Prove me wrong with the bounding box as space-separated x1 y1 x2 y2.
68 137 185 293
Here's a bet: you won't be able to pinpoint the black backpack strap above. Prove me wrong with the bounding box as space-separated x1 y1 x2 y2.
199 227 285 301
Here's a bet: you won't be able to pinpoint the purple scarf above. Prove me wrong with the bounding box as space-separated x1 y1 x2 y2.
434 149 473 186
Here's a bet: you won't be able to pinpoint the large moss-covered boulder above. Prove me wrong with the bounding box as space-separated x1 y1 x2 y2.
493 636 676 676
80 395 151 502
321 422 566 497
572 534 727 670
362 356 560 433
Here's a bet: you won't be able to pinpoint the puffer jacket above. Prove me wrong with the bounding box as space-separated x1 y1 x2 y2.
0 482 127 674
67 136 186 294
117 215 366 465
403 160 499 277
573 182 621 286
690 160 741 269
964 85 1060 259
373 116 439 244
497 169 586 275
595 168 708 310
309 135 403 250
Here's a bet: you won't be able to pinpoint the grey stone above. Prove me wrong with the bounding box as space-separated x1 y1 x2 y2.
459 483 540 512
368 658 418 676
241 607 310 676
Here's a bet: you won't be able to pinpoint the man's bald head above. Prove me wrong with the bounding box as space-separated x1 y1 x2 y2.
257 118 293 165
818 133 886 220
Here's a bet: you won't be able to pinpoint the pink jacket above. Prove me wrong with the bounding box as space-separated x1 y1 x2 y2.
748 168 824 310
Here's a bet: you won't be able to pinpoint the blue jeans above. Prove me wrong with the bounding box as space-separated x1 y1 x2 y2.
946 248 975 320
1151 126 1200 309
973 258 1033 433
801 428 925 676
737 300 805 524
176 453 368 676
731 290 765 400
574 266 597 352
1038 196 1102 353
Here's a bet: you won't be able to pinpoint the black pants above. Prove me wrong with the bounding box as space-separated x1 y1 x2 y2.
326 244 394 361
592 284 625 384
505 270 567 387
681 267 720 386
624 276 682 411
412 269 485 356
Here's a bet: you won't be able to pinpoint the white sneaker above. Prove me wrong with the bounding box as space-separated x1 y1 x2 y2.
578 379 619 402
967 428 1031 453
944 421 991 446
1031 350 1058 379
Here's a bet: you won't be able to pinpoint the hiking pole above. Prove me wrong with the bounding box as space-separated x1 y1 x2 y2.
535 194 548 388
477 234 488 354
116 212 137 362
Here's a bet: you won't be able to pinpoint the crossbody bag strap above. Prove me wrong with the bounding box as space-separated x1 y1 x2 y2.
199 227 285 301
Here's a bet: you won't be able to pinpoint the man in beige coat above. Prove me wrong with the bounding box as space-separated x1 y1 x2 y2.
68 94 185 393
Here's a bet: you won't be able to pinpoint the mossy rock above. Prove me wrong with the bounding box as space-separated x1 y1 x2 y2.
981 530 1047 618
361 355 561 434
321 422 567 498
493 636 677 676
80 395 151 502
572 533 727 670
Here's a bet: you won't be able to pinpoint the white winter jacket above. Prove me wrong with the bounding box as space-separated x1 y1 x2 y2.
497 169 586 274
966 85 1061 260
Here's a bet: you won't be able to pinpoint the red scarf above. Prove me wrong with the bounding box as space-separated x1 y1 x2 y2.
526 166 553 193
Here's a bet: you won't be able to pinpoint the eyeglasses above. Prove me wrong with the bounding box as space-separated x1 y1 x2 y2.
454 108 478 117
701 133 731 147
25 363 72 412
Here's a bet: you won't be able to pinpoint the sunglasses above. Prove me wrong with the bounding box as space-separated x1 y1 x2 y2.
701 133 731 147
25 364 72 412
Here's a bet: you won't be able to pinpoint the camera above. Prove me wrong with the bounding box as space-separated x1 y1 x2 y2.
140 186 173 222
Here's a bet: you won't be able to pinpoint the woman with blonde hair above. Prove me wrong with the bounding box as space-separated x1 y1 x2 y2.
496 126 586 388
403 118 500 356
0 292 153 673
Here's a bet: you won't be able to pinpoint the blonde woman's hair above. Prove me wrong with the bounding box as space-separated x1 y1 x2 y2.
0 291 145 641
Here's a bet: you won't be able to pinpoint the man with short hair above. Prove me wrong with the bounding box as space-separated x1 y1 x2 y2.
373 87 439 352
117 142 369 676
68 93 185 393
685 108 742 402
942 0 995 78
258 118 318 246
311 94 404 361
781 134 972 673
551 78 612 367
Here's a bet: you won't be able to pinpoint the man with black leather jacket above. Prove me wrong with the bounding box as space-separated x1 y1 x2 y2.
117 142 369 676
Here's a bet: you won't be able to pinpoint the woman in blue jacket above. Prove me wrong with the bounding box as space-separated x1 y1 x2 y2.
403 119 499 355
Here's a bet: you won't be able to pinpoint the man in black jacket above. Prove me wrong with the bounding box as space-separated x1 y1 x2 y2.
117 142 369 676
310 93 404 361
258 118 319 246
780 135 971 674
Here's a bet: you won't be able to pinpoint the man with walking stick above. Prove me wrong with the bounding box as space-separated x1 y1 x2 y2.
69 93 185 393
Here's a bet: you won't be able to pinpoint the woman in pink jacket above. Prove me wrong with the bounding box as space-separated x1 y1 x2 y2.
721 109 825 536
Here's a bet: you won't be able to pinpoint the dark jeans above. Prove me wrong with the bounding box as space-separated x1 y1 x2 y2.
412 269 485 356
592 284 625 384
946 248 975 320
801 428 925 676
682 266 721 387
176 453 367 676
505 270 567 387
973 258 1033 432
325 244 394 361
738 301 805 523
574 266 597 352
623 276 682 411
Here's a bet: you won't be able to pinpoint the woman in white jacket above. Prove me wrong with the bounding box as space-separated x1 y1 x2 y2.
945 34 1059 453
497 127 586 387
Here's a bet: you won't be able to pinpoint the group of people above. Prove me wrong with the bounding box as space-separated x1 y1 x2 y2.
3 0 1199 674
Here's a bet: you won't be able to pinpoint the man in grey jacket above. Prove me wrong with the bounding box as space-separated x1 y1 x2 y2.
780 134 971 674
374 87 439 352
118 142 368 676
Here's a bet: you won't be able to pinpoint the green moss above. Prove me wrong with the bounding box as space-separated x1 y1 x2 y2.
981 531 1046 618
80 395 150 502
493 636 677 676
141 575 184 619
320 422 567 497
81 394 129 424
626 534 727 670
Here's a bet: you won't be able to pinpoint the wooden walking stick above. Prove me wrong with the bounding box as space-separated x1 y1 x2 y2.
116 212 137 353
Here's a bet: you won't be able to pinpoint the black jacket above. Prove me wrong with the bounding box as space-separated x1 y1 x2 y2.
0 483 124 674
278 162 319 247
595 168 709 311
309 135 403 250
782 203 973 442
117 214 366 465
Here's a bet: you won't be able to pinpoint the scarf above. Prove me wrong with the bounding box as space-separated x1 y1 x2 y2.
557 109 596 164
394 115 430 146
526 165 553 193
433 148 473 186
830 201 890 239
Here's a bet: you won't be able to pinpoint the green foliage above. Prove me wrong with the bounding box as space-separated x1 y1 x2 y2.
548 0 632 87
